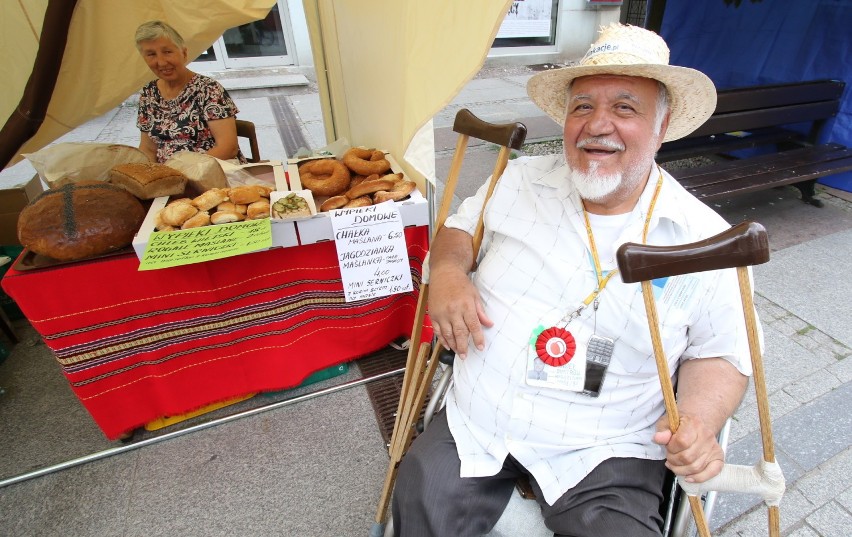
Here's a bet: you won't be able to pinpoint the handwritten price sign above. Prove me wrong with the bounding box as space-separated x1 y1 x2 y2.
139 219 272 270
329 203 413 302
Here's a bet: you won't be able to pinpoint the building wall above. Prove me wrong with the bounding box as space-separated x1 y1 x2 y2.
286 1 623 70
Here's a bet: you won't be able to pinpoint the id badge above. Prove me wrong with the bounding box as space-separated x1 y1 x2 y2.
525 327 586 391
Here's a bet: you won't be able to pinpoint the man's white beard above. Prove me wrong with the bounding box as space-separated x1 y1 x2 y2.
564 138 655 205
569 161 624 202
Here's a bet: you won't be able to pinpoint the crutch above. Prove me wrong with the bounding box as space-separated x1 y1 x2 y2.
617 221 784 537
370 109 527 537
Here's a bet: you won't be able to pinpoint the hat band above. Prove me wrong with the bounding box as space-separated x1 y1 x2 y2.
582 41 669 66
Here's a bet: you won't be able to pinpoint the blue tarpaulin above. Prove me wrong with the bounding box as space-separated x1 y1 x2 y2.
660 0 852 191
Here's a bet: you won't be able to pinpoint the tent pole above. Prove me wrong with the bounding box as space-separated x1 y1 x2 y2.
0 0 78 170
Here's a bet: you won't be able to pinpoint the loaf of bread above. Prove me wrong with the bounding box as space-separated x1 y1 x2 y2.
18 181 147 261
109 162 187 200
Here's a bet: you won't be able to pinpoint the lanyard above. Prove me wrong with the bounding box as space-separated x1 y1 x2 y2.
578 167 665 308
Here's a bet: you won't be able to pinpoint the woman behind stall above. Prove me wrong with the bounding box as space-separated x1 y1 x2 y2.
135 20 246 164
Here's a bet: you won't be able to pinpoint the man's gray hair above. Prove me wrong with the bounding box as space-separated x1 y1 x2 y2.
135 20 186 51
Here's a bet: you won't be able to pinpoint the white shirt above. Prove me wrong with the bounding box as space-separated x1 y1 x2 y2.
442 154 758 505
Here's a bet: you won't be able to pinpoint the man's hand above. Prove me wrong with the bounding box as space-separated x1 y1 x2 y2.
427 227 493 359
653 413 725 483
428 266 492 358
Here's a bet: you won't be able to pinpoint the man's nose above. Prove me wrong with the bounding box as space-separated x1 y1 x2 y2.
585 109 615 137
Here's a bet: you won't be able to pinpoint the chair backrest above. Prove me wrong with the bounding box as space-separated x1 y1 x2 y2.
236 119 261 163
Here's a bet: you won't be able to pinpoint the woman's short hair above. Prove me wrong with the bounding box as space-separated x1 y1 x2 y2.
135 20 186 51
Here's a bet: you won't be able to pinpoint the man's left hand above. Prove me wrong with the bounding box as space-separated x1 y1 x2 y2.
653 414 725 483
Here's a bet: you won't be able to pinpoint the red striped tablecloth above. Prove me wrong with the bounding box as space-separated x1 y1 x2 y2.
2 226 431 439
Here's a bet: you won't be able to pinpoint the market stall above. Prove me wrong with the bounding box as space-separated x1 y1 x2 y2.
1 0 512 442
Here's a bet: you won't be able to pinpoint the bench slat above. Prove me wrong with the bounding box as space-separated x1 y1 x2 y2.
657 127 801 163
670 144 850 187
713 80 845 113
670 147 852 201
688 101 840 139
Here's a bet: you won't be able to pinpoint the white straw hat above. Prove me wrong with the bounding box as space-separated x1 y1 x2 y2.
527 23 716 142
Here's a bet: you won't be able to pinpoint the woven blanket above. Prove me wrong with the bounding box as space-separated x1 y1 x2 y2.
2 227 430 439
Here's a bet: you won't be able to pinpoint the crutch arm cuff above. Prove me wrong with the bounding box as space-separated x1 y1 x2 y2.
679 459 786 507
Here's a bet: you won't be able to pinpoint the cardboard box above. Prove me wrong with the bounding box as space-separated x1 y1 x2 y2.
0 175 44 245
132 161 299 262
288 153 429 245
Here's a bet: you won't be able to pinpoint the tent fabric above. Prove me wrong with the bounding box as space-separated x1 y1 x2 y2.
303 0 514 189
660 0 852 190
1 0 278 168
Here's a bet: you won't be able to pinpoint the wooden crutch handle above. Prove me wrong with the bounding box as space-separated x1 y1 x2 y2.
617 221 769 283
453 108 527 150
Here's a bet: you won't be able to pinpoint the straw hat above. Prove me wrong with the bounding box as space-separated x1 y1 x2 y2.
527 23 716 142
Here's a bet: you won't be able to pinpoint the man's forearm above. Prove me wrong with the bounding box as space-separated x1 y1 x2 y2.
676 357 749 434
429 227 475 276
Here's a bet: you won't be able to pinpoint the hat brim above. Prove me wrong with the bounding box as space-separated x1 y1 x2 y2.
527 64 717 142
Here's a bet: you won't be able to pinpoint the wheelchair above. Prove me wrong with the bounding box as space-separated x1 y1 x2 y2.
383 348 731 537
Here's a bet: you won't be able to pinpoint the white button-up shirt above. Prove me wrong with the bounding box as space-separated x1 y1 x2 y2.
442 154 757 505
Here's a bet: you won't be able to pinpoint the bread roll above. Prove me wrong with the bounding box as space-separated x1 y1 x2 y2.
246 200 270 220
210 210 244 225
18 181 146 261
192 188 229 211
109 163 187 199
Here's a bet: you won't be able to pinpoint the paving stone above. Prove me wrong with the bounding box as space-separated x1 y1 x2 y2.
785 525 821 537
729 389 801 444
772 382 852 471
754 294 790 322
791 447 852 508
829 356 852 384
837 483 852 512
783 369 843 404
805 501 852 537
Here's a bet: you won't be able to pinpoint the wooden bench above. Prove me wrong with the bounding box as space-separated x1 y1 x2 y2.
657 79 852 207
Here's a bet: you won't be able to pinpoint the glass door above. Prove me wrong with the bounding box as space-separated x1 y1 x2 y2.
190 1 295 71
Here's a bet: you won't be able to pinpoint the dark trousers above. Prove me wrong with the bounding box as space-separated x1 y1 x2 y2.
391 411 667 537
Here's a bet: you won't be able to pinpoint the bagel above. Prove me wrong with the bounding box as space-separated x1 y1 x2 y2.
342 148 391 176
345 177 396 200
374 180 417 203
299 158 351 196
344 196 372 208
320 195 350 212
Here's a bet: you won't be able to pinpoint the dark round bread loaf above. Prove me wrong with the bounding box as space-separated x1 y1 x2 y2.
17 181 147 261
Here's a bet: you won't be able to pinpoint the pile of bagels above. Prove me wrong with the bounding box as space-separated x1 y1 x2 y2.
298 148 417 212
155 184 273 231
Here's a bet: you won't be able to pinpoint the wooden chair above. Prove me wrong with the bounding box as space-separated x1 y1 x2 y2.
236 119 261 163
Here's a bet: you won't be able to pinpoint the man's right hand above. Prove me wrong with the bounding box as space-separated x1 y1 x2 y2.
428 266 492 359
426 227 493 359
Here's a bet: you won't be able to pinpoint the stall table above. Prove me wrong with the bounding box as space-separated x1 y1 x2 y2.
2 226 430 439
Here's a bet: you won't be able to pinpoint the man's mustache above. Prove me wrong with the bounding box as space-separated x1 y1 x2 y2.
576 137 625 151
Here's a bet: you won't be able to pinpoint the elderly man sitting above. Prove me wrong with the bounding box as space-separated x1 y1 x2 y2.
391 23 758 537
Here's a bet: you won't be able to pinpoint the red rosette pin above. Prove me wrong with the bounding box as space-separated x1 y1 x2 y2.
535 327 576 367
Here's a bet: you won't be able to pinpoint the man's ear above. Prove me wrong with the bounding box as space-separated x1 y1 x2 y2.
655 111 671 150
